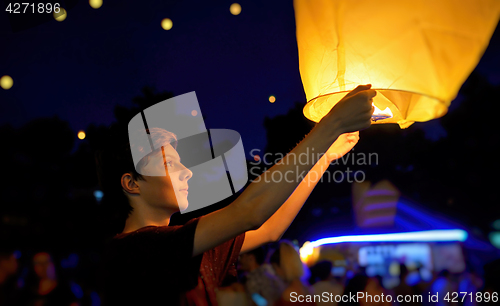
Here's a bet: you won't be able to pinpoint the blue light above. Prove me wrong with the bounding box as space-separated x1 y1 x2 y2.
70 282 84 299
252 293 268 306
489 232 500 249
94 190 104 202
61 253 79 269
91 291 101 306
13 250 21 259
308 229 468 248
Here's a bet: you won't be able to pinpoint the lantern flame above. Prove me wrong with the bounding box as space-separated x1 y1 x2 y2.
371 103 393 121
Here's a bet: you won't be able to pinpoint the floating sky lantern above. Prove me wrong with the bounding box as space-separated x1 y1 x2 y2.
0 75 13 90
53 8 67 22
161 18 173 30
77 130 86 140
294 0 500 128
89 0 103 9
230 3 242 16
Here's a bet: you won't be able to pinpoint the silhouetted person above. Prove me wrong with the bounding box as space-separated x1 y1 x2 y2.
393 264 420 305
483 259 500 305
0 250 19 305
340 274 391 306
270 241 316 305
239 245 285 305
309 261 343 306
430 270 453 306
458 267 482 306
18 252 77 306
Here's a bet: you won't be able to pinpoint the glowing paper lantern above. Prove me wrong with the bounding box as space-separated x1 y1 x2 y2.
89 0 103 9
161 18 173 30
230 3 241 16
294 0 500 128
0 75 13 90
53 8 67 22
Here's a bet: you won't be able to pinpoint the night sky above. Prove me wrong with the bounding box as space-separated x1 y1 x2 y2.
2 0 498 155
1 0 306 155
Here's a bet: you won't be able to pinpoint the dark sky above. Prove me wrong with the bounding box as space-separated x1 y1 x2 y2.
1 0 499 156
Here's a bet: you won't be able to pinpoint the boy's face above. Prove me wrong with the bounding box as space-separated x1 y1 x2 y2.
137 143 192 212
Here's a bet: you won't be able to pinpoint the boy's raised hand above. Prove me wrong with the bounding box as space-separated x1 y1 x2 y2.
325 131 359 162
318 84 376 137
193 85 376 258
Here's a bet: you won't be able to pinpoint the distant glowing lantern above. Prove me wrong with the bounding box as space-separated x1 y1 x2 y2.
89 0 102 9
77 130 86 140
294 0 500 128
269 95 276 103
53 8 67 22
0 75 13 90
161 18 173 30
230 3 241 16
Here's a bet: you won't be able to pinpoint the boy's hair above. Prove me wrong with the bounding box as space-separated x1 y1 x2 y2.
95 125 177 223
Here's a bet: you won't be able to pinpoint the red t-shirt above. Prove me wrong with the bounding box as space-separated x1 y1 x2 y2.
101 217 245 305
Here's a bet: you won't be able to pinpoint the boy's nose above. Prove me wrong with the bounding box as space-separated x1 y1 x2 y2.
180 165 193 181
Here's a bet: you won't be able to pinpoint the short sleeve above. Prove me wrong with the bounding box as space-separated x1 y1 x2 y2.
102 218 247 305
202 232 245 286
142 217 201 264
225 232 245 280
103 217 202 293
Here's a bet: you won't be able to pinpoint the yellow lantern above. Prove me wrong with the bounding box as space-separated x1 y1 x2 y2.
294 0 500 128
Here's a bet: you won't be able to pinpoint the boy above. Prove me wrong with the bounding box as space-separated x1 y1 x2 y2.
97 85 376 305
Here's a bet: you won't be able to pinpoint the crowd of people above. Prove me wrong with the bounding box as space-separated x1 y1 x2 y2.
220 241 496 306
184 240 494 306
1 242 499 306
0 250 80 306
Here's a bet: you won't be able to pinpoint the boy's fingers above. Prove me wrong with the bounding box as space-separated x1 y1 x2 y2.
343 84 372 99
357 89 377 100
368 89 377 99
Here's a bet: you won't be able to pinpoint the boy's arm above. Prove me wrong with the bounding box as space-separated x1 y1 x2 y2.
192 85 376 257
240 132 359 253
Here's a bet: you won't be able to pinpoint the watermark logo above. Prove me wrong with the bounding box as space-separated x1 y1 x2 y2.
128 92 248 213
5 1 74 33
248 148 378 185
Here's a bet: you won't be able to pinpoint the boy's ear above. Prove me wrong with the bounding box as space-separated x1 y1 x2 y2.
121 173 140 195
